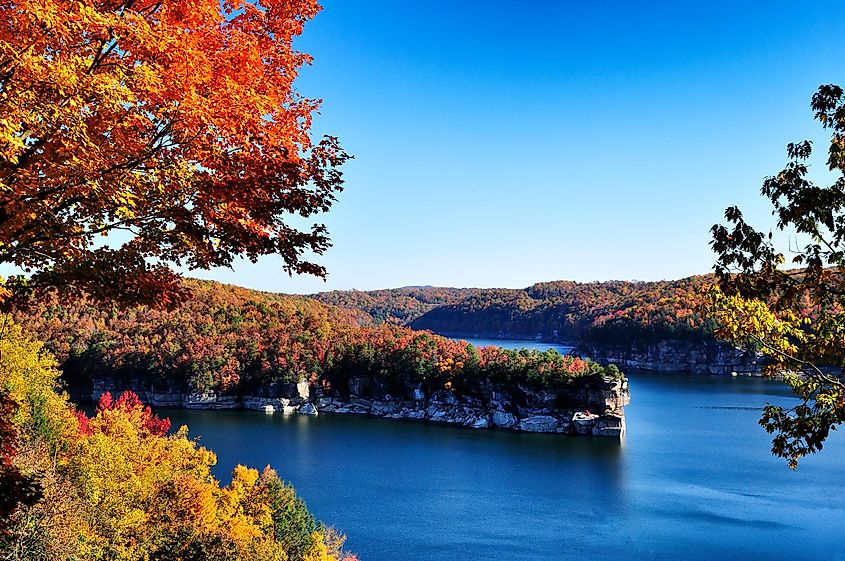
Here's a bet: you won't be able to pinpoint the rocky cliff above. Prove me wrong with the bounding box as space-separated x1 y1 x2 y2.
316 375 629 437
69 373 630 438
579 339 763 375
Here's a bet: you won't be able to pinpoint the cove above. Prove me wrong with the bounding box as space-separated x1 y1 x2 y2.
159 349 845 561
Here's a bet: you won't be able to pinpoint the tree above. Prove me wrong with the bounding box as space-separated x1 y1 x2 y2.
260 467 318 561
0 320 354 560
0 0 349 307
708 84 845 468
0 392 42 535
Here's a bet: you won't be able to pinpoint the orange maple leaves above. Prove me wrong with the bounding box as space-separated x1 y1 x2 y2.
0 0 348 306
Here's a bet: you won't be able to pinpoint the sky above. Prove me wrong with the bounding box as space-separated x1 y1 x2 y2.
195 1 845 293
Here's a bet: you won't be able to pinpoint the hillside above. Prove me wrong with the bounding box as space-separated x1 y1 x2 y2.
311 286 479 324
14 279 620 402
311 276 718 346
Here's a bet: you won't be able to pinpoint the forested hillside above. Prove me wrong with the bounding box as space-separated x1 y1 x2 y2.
312 276 717 346
311 287 477 324
0 323 358 561
14 280 619 401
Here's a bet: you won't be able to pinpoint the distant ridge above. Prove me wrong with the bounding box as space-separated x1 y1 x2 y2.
310 275 716 346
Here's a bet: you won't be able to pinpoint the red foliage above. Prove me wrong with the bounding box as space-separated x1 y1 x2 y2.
15 280 614 399
76 391 171 437
76 410 91 436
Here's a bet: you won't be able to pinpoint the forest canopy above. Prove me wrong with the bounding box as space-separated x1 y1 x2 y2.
15 279 622 400
0 0 348 308
313 276 717 347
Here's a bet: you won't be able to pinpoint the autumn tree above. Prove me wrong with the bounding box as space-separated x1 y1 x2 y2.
0 392 41 535
0 321 355 560
708 84 845 468
0 0 349 307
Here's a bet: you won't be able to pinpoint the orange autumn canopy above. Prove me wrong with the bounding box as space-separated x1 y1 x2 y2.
0 0 348 306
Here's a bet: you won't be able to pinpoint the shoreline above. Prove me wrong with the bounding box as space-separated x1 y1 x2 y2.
73 374 631 438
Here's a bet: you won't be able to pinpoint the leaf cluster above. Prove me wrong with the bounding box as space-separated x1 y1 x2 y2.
0 0 349 309
708 84 845 468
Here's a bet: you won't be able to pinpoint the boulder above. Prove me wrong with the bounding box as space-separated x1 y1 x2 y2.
278 398 297 415
297 402 318 416
471 417 489 429
351 397 374 409
316 397 335 408
572 411 599 435
592 414 626 437
371 400 401 416
491 411 516 428
428 408 448 422
517 415 559 433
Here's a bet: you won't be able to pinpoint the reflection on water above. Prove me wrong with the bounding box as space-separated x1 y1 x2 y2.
162 354 845 561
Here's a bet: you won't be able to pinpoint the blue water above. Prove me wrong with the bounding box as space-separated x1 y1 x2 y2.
458 336 575 355
162 348 845 561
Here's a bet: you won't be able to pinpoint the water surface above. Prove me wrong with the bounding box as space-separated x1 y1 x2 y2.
456 336 575 355
162 344 845 561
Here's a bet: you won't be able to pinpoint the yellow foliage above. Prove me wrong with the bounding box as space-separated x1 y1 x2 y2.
1 319 351 561
703 284 805 365
303 531 332 561
0 321 77 448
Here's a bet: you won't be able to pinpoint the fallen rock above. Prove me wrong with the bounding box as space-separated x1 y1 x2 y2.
371 400 401 416
471 417 489 429
491 411 516 428
298 402 318 416
517 415 559 433
592 414 626 437
572 411 599 435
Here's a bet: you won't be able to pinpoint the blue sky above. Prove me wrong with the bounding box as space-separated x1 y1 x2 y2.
202 1 845 293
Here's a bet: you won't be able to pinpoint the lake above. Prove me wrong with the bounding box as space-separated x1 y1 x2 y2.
446 336 576 355
161 340 845 561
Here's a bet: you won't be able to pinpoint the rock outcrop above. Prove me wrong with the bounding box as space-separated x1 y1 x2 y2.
314 375 629 437
579 339 763 375
72 372 630 437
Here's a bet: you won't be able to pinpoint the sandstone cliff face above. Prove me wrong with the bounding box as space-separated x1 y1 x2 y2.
70 373 630 438
579 339 762 375
75 377 312 411
317 375 629 437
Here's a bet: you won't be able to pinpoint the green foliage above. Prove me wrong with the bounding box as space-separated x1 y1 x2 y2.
707 84 845 468
261 469 319 561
